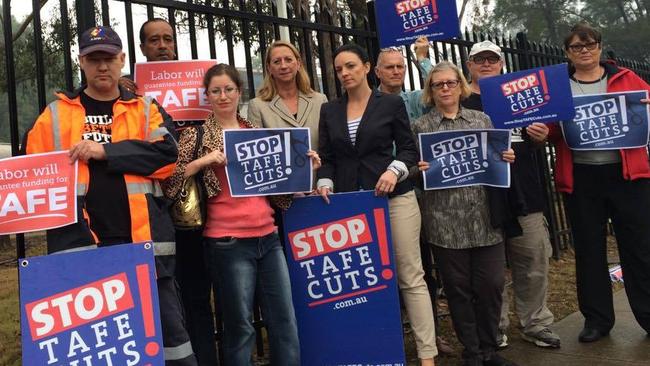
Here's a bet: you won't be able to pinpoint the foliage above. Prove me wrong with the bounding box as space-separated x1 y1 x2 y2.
0 3 80 144
470 0 650 63
580 0 650 62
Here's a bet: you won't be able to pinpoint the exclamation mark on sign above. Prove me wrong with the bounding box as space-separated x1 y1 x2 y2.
431 0 439 20
619 95 629 132
373 208 393 280
539 70 551 101
284 132 292 175
136 263 160 358
481 132 490 168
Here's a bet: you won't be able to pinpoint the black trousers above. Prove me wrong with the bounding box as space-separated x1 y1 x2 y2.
566 163 650 333
176 229 219 365
433 243 505 361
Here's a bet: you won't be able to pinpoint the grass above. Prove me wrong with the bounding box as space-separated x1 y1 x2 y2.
0 266 20 366
0 236 622 366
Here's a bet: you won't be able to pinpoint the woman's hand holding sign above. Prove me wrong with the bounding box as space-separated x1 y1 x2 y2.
375 170 398 197
526 122 549 143
183 149 226 178
318 186 331 204
207 150 227 167
502 148 516 163
417 160 430 172
307 150 321 171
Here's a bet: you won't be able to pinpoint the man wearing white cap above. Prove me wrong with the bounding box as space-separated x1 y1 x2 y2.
462 40 561 349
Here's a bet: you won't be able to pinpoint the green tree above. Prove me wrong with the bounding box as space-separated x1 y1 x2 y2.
473 0 650 63
580 0 650 62
474 0 581 45
0 2 80 144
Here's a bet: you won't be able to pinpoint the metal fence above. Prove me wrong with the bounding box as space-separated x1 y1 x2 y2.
3 0 650 259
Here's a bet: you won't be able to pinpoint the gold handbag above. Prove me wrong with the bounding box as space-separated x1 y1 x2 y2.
171 125 206 230
170 176 204 229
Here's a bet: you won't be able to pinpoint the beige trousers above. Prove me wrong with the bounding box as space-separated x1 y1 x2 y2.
389 190 438 358
500 212 555 334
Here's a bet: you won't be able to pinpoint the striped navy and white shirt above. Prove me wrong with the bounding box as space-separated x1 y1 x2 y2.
347 117 361 145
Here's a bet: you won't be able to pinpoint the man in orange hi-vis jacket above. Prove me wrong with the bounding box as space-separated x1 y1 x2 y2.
23 26 198 366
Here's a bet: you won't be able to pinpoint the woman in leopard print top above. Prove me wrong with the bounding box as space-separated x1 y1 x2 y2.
164 63 319 365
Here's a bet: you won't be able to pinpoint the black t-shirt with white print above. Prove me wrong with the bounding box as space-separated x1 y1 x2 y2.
462 92 545 215
80 91 132 244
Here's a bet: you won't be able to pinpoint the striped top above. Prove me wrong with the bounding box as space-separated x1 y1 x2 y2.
348 117 361 145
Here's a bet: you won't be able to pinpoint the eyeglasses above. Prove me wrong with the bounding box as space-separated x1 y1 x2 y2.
568 42 599 53
431 80 460 89
470 55 501 64
208 86 239 97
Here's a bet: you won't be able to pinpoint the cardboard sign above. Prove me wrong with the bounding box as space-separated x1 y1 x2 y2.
375 0 460 48
134 60 217 121
283 191 405 366
224 128 312 196
419 129 511 189
20 243 164 366
480 64 575 129
0 151 77 235
561 90 649 150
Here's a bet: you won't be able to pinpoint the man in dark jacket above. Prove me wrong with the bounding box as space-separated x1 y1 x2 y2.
462 40 560 350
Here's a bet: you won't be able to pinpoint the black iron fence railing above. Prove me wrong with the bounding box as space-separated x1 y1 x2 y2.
3 0 650 262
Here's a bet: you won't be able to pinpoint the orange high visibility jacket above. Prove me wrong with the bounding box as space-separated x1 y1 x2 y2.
24 87 178 276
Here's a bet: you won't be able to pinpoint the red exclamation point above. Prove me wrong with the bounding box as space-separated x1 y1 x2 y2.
431 0 439 20
136 264 160 358
539 70 550 101
373 208 393 280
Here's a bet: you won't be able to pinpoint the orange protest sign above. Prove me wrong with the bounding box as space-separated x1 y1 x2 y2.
134 60 218 121
0 151 78 235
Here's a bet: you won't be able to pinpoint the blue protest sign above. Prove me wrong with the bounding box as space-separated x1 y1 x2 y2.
479 64 575 129
561 90 649 150
283 191 405 366
419 129 511 189
374 0 460 48
223 128 312 196
20 243 164 366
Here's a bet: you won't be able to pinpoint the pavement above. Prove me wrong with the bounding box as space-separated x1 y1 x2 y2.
501 290 650 366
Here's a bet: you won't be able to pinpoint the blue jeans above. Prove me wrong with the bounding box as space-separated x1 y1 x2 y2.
204 232 300 366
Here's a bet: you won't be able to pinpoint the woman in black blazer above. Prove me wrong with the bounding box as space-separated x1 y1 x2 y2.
317 44 438 365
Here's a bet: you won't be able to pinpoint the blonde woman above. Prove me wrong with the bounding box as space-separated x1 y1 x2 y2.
412 61 517 366
248 40 327 150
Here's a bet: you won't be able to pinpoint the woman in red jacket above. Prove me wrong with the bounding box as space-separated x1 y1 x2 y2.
548 23 650 343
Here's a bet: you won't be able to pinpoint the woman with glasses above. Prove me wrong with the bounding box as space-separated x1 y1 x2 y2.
165 63 319 366
317 43 438 366
411 61 517 366
248 40 327 151
547 23 650 343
